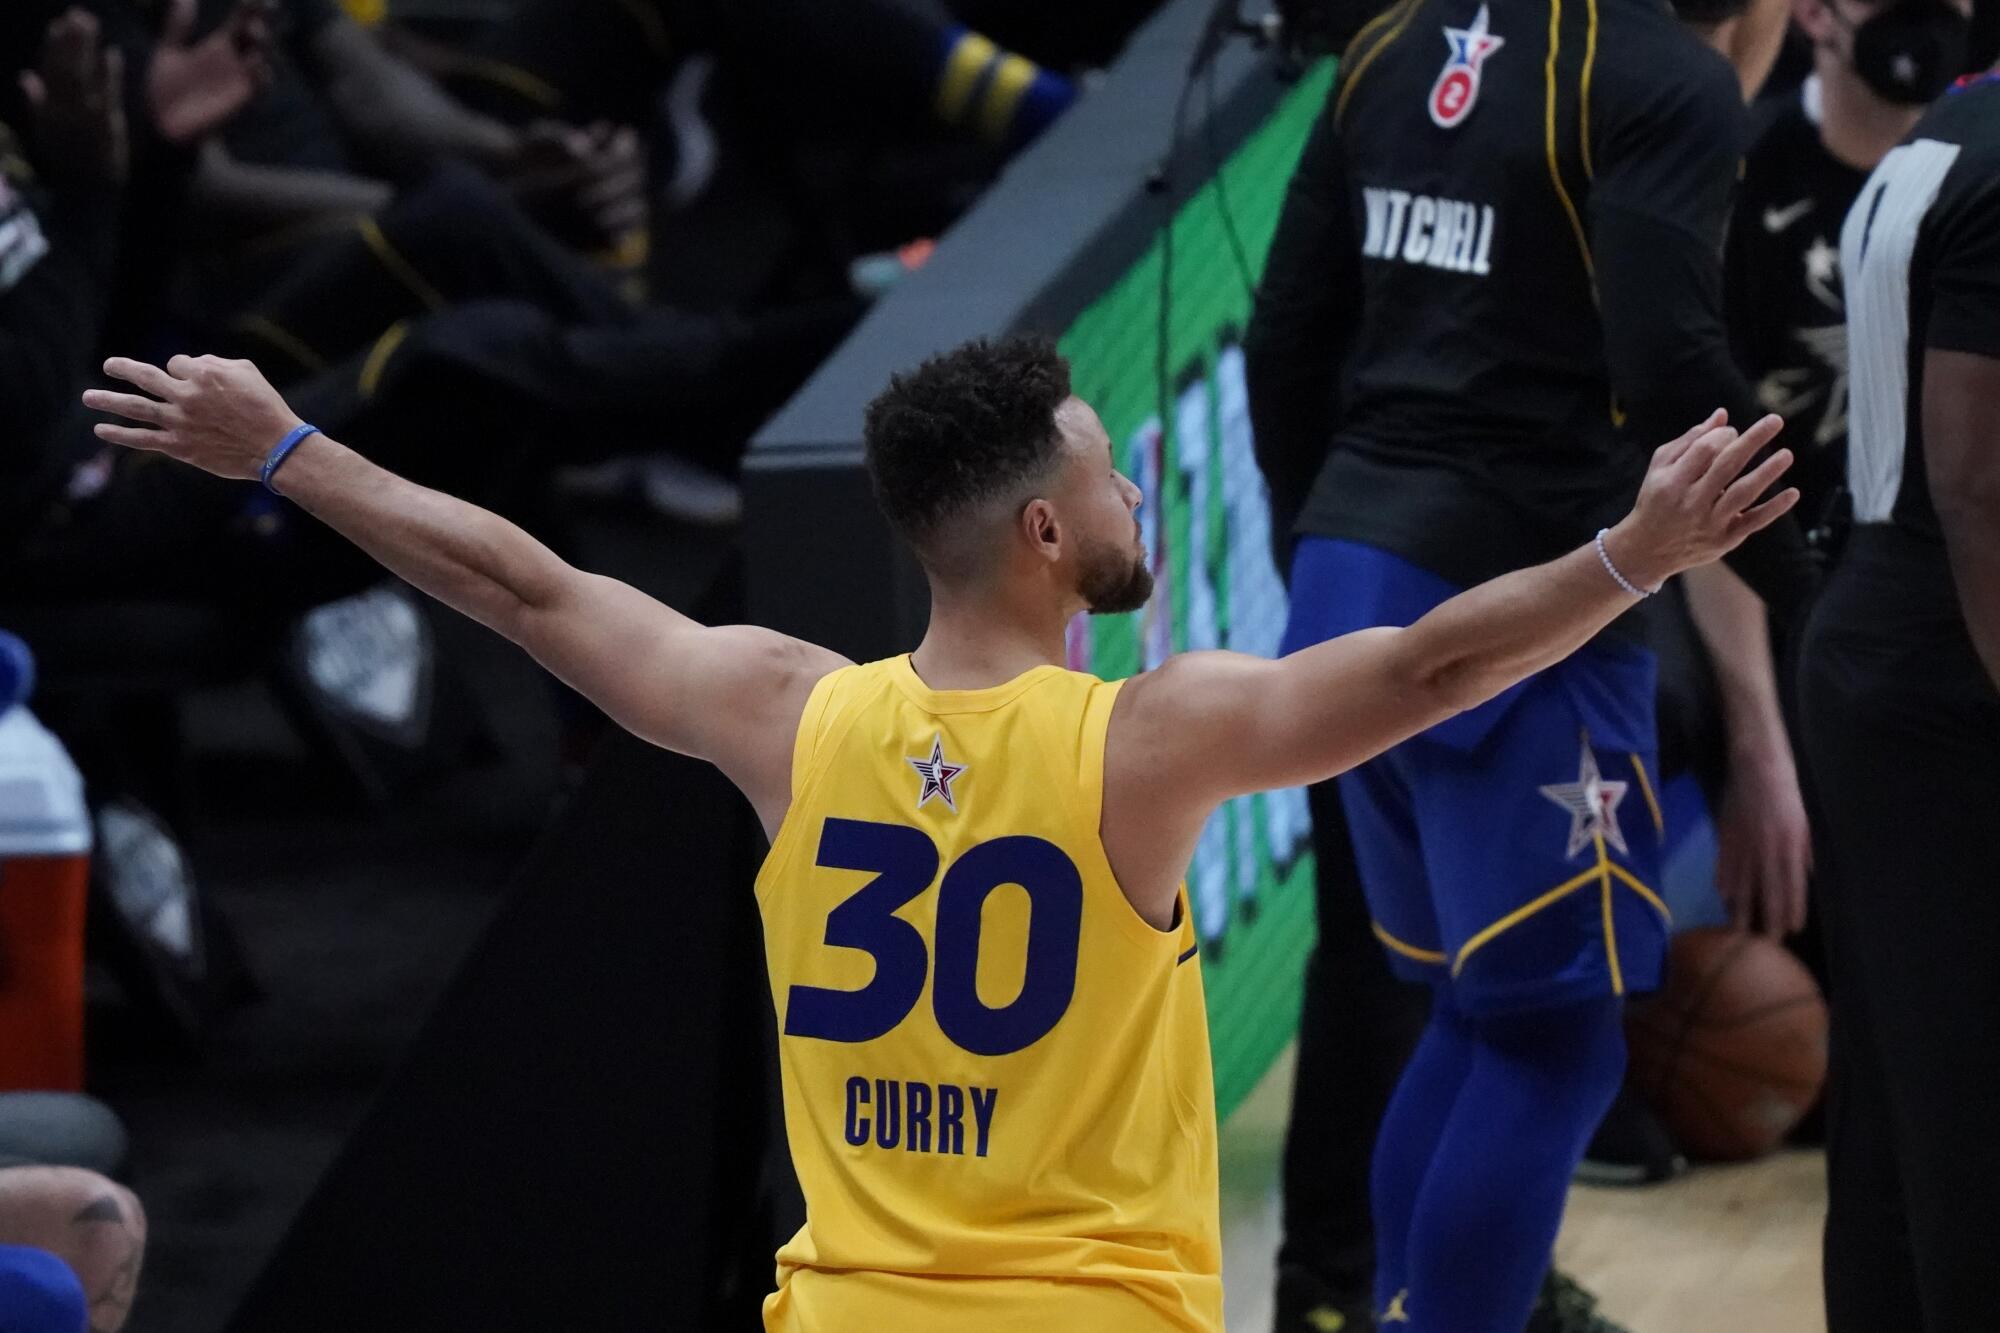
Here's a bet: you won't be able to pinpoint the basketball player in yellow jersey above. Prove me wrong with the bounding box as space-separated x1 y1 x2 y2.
83 338 1796 1330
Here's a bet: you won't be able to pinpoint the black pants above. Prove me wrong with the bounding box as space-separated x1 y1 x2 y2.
1277 778 1429 1293
1800 545 2000 1333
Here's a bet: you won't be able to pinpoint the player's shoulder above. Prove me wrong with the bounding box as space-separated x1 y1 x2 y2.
1108 652 1271 761
1911 77 2000 156
719 625 853 681
1907 82 2000 241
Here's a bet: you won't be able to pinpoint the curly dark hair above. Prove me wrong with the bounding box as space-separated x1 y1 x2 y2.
862 336 1074 567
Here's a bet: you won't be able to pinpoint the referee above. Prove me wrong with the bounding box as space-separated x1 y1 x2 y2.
1799 68 2000 1332
1246 0 1815 1328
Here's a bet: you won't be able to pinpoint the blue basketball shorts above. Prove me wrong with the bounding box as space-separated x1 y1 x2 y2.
1282 538 1671 1015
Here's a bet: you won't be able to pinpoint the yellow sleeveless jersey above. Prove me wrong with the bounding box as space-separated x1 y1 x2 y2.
755 655 1221 1332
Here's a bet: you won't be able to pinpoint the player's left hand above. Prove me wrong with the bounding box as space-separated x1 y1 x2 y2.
84 355 303 481
1715 745 1812 938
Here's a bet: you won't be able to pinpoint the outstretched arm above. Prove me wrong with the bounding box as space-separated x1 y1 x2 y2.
1107 412 1796 919
84 355 845 829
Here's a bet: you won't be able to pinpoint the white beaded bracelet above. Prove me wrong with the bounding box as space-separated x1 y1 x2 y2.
1594 528 1658 598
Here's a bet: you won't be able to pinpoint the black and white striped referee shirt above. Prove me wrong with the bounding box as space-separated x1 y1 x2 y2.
1840 77 2000 552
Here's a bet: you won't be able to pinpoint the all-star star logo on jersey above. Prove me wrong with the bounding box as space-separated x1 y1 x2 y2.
908 734 967 812
1539 738 1630 858
1429 3 1505 129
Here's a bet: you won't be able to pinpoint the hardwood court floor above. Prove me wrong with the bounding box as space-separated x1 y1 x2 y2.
1555 1150 1826 1333
1221 1046 1828 1332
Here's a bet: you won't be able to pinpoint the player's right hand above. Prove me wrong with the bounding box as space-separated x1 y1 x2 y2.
1601 410 1798 591
84 355 305 482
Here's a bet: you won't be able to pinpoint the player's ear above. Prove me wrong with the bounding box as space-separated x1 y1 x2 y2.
1019 497 1062 562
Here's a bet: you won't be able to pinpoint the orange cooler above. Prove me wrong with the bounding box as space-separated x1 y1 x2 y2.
0 707 90 1091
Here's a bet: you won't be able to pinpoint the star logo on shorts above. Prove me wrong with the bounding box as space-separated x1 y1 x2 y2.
1540 738 1629 858
908 734 967 813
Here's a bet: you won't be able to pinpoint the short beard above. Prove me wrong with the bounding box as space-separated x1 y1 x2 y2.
1079 537 1154 615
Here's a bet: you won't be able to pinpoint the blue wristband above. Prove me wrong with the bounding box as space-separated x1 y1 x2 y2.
261 423 321 494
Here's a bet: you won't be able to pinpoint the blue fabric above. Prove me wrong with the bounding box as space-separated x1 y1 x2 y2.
934 26 1076 148
1371 996 1628 1332
260 422 321 494
1284 537 1671 1013
1368 990 1477 1314
0 1245 87 1333
1009 68 1078 147
0 632 32 715
1658 771 1729 929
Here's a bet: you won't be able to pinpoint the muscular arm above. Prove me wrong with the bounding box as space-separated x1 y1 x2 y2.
1925 348 2000 692
84 356 844 830
1106 413 1798 923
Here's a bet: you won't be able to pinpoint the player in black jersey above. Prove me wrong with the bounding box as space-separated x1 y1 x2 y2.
1799 70 2000 1333
1248 0 1815 1329
1729 0 1977 557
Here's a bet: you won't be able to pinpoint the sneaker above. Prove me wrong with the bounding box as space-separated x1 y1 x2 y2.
1576 1085 1688 1186
1523 1270 1632 1333
1274 1263 1374 1332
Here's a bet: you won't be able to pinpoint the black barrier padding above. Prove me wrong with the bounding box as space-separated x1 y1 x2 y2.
742 458 929 664
226 728 775 1332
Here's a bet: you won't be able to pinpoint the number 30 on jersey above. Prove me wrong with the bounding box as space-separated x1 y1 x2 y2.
783 817 1084 1057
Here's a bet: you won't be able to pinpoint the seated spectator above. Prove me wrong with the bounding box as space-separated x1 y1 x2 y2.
0 2 269 558
184 0 646 317
450 0 1080 151
0 3 847 614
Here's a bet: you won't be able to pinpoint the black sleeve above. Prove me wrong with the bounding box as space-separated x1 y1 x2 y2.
1591 57 1762 440
1244 89 1361 569
1589 56 1818 621
1925 169 2000 358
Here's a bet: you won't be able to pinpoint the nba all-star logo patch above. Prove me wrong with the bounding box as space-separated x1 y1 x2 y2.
908 734 967 813
1429 3 1504 129
1539 738 1629 858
